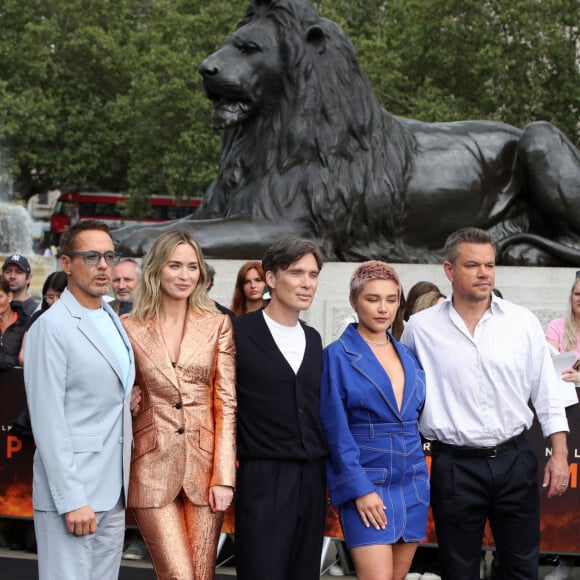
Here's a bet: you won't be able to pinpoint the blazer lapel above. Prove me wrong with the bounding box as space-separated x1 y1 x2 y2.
61 290 126 387
177 312 211 372
127 316 177 387
341 324 400 417
103 301 135 391
393 340 418 418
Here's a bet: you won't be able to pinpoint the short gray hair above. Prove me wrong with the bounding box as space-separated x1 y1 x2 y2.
118 257 141 277
444 227 494 264
205 263 216 281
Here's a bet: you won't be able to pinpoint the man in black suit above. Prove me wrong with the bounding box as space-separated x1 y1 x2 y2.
233 236 327 580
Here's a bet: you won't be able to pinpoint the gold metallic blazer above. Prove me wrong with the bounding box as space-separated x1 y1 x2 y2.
122 312 236 508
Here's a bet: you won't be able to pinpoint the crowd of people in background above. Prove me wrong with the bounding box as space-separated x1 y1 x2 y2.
0 224 576 580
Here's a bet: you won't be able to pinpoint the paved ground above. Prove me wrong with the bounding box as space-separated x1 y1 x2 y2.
2 546 577 578
0 546 353 579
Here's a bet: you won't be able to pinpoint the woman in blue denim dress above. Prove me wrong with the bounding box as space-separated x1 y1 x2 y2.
320 261 429 580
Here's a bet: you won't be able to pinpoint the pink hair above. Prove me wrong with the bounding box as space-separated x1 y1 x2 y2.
349 260 401 300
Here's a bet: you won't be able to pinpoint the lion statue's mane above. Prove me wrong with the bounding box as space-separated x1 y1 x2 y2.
114 0 580 265
199 0 416 260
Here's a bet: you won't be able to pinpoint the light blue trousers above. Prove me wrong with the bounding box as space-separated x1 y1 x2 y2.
34 494 125 580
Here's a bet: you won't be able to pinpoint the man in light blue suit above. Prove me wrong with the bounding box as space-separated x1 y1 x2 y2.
24 219 136 580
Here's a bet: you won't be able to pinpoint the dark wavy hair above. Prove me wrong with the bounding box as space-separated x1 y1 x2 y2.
262 236 323 276
60 219 112 255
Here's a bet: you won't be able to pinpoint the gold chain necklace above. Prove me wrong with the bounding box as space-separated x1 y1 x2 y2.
359 332 390 347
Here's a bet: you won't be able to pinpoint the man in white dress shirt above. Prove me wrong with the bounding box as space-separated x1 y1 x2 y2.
401 227 569 579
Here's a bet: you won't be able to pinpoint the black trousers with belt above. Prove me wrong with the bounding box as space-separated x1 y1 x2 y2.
235 457 327 580
430 434 540 580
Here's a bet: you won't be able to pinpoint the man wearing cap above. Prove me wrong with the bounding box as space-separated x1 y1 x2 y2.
3 254 38 315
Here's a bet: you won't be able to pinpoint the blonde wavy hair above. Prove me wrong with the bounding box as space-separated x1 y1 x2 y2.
563 278 580 351
130 231 216 321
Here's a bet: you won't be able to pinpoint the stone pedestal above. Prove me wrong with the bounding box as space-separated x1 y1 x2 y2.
207 260 579 345
13 256 577 345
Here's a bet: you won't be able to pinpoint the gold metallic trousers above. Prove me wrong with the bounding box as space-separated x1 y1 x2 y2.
134 491 224 580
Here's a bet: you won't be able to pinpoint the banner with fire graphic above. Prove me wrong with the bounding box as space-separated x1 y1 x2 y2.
1 368 578 553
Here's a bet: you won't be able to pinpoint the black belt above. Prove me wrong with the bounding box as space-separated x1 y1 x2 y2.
431 432 526 459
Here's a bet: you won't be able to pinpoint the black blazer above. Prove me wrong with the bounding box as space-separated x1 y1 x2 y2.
233 310 327 461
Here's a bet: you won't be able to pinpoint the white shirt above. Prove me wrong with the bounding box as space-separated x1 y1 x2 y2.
400 294 569 446
262 310 306 374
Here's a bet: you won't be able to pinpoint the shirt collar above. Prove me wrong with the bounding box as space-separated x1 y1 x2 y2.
445 291 504 318
489 292 506 314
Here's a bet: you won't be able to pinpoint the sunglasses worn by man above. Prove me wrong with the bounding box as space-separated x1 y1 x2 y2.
66 251 121 267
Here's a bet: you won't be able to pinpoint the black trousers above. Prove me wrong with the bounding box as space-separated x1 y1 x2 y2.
431 438 540 580
235 458 327 580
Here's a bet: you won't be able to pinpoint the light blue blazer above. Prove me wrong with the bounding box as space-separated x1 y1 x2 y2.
24 288 135 515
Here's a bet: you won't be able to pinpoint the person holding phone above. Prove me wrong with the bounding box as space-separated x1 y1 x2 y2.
543 274 580 580
546 274 580 385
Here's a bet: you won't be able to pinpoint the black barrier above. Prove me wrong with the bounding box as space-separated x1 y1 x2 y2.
1 368 578 553
0 368 33 519
421 417 580 555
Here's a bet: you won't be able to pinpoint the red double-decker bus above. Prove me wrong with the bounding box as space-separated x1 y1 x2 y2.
49 191 202 245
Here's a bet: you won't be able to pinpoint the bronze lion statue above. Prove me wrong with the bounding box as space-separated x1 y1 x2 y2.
114 0 580 265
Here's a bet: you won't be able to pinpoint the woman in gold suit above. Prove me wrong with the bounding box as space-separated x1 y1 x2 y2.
122 231 236 580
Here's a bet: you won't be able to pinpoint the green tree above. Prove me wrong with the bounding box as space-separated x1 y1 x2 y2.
125 0 248 208
0 0 137 196
315 0 579 141
0 0 578 203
